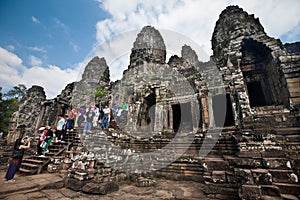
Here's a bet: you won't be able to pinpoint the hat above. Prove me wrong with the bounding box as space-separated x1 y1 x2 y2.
38 127 45 131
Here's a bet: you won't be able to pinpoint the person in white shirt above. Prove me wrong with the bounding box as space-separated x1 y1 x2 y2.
101 105 111 129
56 114 65 142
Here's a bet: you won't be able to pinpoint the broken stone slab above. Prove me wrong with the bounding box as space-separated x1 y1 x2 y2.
234 168 254 184
65 177 89 191
212 171 226 183
251 169 272 185
261 185 282 197
82 181 119 194
239 185 262 200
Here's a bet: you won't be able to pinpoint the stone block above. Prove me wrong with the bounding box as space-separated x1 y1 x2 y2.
251 169 272 185
47 164 61 173
236 158 263 168
262 150 285 158
65 177 88 191
212 171 226 183
240 185 262 200
261 185 281 197
234 168 254 184
82 181 119 194
238 151 261 158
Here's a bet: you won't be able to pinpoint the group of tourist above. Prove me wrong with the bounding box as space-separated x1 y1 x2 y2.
3 102 131 182
4 113 76 182
77 102 130 134
78 104 111 134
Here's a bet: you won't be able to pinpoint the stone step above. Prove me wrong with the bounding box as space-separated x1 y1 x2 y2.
274 183 300 196
22 158 45 164
281 194 299 200
19 168 36 174
269 169 298 183
261 195 282 200
21 162 39 168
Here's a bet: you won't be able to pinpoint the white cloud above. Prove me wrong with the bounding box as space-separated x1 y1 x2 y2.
32 16 40 24
53 18 68 34
69 41 79 52
27 46 47 53
29 55 43 66
21 65 78 98
6 45 15 51
0 47 79 99
0 47 23 67
93 0 300 81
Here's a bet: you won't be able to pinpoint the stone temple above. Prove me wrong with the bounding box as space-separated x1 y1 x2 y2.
2 5 300 200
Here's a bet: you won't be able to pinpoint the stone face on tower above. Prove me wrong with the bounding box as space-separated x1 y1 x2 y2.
129 26 166 68
72 56 110 108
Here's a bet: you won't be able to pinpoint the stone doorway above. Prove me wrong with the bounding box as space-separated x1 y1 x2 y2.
172 102 193 132
224 94 235 127
137 89 156 131
246 81 271 107
212 94 226 127
240 39 285 107
212 94 235 127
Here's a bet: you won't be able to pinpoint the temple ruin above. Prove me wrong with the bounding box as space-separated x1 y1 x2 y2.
1 5 300 200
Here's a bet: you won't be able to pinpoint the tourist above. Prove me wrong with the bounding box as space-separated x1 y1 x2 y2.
70 108 77 130
93 105 100 127
62 115 73 142
55 114 65 142
77 106 86 128
112 104 119 121
83 107 95 134
5 135 31 182
101 105 111 129
42 126 53 154
36 127 45 155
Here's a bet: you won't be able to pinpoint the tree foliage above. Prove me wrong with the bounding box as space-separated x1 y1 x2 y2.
0 85 27 135
4 84 27 100
94 86 106 99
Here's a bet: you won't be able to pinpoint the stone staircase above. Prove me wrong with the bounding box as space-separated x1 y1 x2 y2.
231 127 300 200
18 131 78 175
252 106 299 128
0 138 12 172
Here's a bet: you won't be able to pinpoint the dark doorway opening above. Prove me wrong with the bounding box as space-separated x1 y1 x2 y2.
172 104 181 132
137 89 156 131
172 102 193 132
212 94 226 127
240 39 286 107
246 81 270 107
224 94 235 127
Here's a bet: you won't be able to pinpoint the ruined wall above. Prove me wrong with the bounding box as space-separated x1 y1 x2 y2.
6 85 46 143
37 82 74 129
212 5 299 128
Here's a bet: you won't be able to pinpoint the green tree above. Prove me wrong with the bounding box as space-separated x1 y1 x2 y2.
0 86 2 101
0 85 27 136
94 86 106 99
4 84 27 100
0 98 19 134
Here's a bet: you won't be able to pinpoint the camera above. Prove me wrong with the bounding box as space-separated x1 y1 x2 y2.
23 136 31 145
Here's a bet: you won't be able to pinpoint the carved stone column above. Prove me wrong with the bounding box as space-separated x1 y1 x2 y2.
168 105 173 130
207 94 215 128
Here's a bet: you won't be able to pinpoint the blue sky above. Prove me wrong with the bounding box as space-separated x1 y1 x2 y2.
0 0 106 68
1 0 300 98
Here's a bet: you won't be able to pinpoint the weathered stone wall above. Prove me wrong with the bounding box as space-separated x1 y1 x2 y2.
211 5 299 128
37 82 74 129
6 85 46 143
